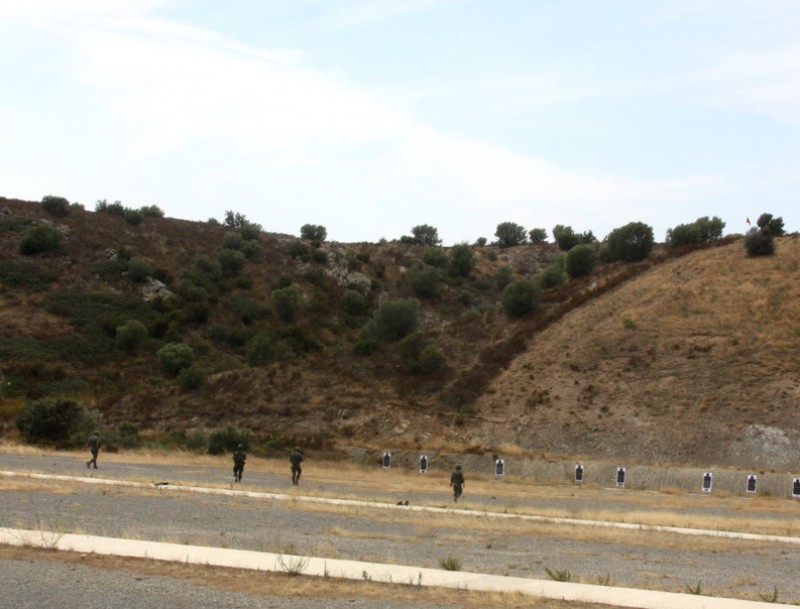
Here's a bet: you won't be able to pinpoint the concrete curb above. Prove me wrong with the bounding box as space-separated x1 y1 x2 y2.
0 527 793 609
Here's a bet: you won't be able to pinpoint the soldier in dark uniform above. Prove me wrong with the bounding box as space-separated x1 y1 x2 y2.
450 464 465 503
289 447 304 485
232 444 246 483
86 431 100 469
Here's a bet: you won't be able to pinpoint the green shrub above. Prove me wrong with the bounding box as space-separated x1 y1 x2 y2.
245 333 276 366
300 224 327 241
501 279 540 317
230 295 268 325
15 397 93 444
207 426 250 455
287 240 308 261
139 205 164 218
127 257 154 282
495 266 513 291
372 298 419 342
529 228 548 243
218 249 247 275
757 213 785 236
696 216 725 240
744 228 775 256
552 224 579 251
116 319 148 353
565 244 597 278
0 215 37 233
240 240 261 260
0 260 56 290
123 208 143 226
180 302 210 325
353 338 380 356
45 290 157 343
398 331 445 373
603 221 654 263
95 199 126 215
408 263 441 299
449 243 475 277
341 289 369 316
539 256 566 289
311 249 328 264
245 333 297 366
194 255 221 275
272 285 303 322
19 224 62 255
410 224 441 246
422 246 448 268
157 342 194 377
666 216 725 248
239 221 262 241
177 365 207 391
494 222 527 247
223 231 245 250
245 327 318 366
41 195 70 217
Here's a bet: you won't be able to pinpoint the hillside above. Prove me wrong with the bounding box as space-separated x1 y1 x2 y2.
472 237 800 469
1 196 798 469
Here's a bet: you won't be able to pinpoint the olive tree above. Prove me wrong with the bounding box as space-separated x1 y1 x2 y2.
494 222 527 248
501 279 540 317
565 244 597 277
604 222 654 263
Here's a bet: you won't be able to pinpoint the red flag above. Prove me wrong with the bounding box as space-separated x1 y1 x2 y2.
746 217 751 225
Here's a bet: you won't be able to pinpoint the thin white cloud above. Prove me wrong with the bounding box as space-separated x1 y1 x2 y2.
694 45 800 128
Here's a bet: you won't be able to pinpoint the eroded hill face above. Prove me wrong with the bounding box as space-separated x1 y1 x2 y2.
2 197 797 468
472 237 800 469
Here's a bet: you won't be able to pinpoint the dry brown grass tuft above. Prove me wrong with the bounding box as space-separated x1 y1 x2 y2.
0 545 610 609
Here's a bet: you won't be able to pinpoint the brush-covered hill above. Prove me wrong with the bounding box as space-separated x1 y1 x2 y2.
1 196 797 469
472 237 800 469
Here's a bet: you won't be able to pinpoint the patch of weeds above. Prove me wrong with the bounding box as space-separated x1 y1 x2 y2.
759 586 779 603
685 580 703 595
596 574 613 586
544 567 572 582
277 554 309 576
438 555 462 571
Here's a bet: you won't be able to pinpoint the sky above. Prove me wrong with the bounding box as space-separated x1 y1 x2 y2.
1 1 798 244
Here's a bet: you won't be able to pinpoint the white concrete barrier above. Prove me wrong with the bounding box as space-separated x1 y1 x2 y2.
0 527 793 609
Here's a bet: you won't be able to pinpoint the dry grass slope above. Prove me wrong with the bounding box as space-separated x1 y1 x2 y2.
473 236 800 468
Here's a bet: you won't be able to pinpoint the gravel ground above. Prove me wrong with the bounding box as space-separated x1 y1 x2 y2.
1 550 466 609
2 451 799 606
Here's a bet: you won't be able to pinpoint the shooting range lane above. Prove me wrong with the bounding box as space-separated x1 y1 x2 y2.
2 451 799 604
2 469 799 546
